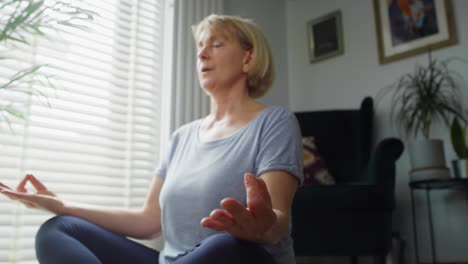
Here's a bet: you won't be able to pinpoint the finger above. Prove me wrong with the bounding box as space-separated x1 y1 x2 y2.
1 189 20 201
1 190 43 210
1 189 33 202
221 198 251 223
200 217 228 231
17 176 30 192
209 209 236 225
244 173 257 200
2 190 21 201
257 178 273 209
26 174 48 191
17 174 47 193
244 173 265 209
202 215 251 240
244 173 273 217
256 177 273 206
0 182 12 190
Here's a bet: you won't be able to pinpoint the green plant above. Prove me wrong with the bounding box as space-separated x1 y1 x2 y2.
379 52 467 140
0 0 93 128
450 117 468 159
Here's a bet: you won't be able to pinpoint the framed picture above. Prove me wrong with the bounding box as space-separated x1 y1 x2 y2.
307 10 344 63
373 0 457 64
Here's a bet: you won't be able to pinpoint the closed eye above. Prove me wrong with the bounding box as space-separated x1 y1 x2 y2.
212 41 223 48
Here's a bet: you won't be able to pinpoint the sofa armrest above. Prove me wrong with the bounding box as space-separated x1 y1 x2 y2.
365 138 404 185
362 137 404 208
293 184 393 212
292 138 404 213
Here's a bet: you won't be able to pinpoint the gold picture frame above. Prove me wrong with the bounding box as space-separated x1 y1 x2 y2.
307 10 344 63
373 0 457 64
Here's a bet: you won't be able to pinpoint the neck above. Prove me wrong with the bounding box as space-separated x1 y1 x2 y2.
199 85 265 142
208 87 262 120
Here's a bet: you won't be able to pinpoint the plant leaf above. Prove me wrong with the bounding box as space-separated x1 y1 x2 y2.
380 53 467 140
3 105 25 120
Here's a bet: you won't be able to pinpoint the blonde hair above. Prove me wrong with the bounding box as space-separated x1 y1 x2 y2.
192 14 275 98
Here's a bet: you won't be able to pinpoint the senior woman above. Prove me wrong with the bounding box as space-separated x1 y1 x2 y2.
0 14 303 264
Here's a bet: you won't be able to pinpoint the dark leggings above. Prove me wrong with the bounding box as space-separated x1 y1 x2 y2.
35 215 276 264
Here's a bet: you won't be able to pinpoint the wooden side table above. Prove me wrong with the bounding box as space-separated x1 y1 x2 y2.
409 178 468 264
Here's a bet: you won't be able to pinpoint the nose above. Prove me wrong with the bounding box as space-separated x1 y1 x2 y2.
198 46 208 60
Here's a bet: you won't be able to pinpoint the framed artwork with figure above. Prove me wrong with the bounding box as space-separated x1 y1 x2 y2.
373 0 457 64
307 10 344 63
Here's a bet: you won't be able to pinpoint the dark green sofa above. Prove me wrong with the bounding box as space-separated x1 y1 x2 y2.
292 97 404 263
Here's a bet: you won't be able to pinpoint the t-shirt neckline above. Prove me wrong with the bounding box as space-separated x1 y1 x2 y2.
195 106 272 146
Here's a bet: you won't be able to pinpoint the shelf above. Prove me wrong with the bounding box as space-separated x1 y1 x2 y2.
410 178 468 190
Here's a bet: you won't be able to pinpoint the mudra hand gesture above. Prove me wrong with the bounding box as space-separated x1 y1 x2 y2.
0 174 64 213
201 173 277 243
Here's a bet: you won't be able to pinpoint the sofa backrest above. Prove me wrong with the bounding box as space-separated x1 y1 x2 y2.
294 97 373 183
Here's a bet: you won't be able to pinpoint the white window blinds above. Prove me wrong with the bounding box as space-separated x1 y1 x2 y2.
0 0 164 263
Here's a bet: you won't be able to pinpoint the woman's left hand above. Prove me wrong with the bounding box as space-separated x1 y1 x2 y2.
200 173 277 242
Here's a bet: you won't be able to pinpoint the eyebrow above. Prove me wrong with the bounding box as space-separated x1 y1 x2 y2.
197 34 229 47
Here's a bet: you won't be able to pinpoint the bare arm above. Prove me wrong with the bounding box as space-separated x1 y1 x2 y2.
258 171 299 244
62 175 164 239
0 174 164 240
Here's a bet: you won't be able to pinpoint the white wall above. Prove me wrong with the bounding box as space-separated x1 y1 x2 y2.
286 0 468 263
224 0 290 107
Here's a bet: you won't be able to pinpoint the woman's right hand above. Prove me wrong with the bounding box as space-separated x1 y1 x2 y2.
0 174 65 214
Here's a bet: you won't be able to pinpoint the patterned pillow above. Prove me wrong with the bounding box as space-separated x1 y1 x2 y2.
302 136 335 185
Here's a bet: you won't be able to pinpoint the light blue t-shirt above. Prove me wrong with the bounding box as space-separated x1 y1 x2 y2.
155 106 304 264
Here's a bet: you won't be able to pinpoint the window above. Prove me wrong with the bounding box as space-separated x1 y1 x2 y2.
0 0 164 263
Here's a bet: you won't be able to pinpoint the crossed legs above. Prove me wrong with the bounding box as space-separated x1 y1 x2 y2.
36 216 276 264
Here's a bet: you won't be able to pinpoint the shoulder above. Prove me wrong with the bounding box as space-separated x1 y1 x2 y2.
260 106 297 125
251 106 301 139
169 119 202 143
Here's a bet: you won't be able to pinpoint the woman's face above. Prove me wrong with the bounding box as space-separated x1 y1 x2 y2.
196 26 252 94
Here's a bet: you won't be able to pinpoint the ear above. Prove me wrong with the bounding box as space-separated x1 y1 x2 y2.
242 49 253 73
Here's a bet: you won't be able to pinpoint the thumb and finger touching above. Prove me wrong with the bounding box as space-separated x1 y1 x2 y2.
1 174 57 210
17 174 50 194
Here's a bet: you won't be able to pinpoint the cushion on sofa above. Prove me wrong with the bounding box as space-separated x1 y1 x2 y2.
302 136 335 185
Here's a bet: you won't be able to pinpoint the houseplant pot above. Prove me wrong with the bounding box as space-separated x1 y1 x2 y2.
450 117 468 178
379 52 466 181
452 160 468 179
408 139 450 181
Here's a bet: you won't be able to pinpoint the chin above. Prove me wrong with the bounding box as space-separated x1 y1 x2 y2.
200 81 215 91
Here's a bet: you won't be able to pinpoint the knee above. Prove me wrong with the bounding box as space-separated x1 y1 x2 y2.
202 233 240 247
198 233 253 256
35 215 69 259
37 216 69 237
35 215 78 247
197 233 274 263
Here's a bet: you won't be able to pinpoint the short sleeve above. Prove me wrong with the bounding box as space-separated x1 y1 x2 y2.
255 109 304 185
153 133 179 180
